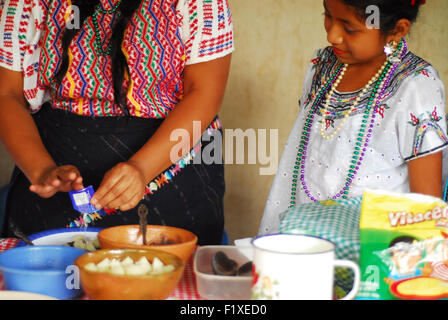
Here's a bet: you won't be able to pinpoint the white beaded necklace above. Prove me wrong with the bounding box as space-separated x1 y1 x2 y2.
319 60 388 140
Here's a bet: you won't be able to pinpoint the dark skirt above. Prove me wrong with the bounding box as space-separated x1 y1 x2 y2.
3 104 225 245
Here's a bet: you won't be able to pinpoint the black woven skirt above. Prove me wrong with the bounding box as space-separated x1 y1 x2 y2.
3 104 225 245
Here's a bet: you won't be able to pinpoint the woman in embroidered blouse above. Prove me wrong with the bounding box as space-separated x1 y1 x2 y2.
259 0 447 235
0 0 234 245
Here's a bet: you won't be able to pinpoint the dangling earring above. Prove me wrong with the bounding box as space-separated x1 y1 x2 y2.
384 40 401 64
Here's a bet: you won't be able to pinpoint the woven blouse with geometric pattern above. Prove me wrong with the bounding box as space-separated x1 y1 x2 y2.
0 0 234 118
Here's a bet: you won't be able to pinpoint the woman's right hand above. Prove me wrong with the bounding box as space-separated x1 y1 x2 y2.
29 165 84 198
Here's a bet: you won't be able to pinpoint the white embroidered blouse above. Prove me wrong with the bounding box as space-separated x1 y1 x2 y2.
259 47 448 235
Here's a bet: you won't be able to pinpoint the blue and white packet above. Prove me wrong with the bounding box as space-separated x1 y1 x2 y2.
69 185 99 214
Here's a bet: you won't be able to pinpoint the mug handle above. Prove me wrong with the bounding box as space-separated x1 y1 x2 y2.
333 259 361 300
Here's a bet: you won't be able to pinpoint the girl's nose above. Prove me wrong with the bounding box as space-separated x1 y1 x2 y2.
326 24 343 46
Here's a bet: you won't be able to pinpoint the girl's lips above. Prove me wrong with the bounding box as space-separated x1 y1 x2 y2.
332 47 346 55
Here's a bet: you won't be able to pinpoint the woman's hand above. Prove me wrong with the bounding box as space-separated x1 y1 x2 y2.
90 161 146 211
29 165 84 198
88 55 231 211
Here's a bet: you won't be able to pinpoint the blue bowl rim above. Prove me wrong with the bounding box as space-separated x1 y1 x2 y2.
0 245 87 276
15 227 103 247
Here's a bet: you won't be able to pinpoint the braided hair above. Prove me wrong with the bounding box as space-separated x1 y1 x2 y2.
53 0 144 113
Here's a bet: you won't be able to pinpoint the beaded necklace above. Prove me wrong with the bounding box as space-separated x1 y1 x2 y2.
91 0 122 56
319 62 387 140
289 40 407 207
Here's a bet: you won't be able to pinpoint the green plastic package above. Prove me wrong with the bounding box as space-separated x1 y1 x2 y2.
357 189 448 300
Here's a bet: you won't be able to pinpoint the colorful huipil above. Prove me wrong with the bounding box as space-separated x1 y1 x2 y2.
0 0 234 229
259 47 448 235
0 0 234 117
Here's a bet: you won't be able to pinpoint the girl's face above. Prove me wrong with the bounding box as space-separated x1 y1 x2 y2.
323 0 391 67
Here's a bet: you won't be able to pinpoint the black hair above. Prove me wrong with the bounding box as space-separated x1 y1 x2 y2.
341 0 425 35
387 235 418 257
389 235 418 248
53 0 144 114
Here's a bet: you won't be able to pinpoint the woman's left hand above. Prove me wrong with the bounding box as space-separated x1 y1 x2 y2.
90 161 146 211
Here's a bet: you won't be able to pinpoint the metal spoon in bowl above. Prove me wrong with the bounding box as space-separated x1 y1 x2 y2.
137 203 149 245
14 230 34 246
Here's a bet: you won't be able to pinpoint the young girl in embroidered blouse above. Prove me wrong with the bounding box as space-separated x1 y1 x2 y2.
259 0 447 235
0 0 233 244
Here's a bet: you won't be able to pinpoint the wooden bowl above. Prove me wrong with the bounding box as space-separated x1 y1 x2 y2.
75 249 185 300
97 225 197 262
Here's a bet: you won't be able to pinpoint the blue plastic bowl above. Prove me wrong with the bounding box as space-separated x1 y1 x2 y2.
0 246 86 299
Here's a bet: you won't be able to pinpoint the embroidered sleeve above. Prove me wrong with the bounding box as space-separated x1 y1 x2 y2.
300 48 328 110
178 0 234 65
396 66 448 161
0 0 33 71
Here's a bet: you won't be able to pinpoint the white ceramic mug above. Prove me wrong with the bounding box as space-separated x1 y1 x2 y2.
251 234 360 300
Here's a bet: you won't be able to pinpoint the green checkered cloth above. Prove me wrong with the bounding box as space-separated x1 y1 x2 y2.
278 197 362 293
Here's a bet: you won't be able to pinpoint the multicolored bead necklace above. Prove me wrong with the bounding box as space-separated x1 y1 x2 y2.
289 39 407 207
92 0 122 56
319 61 387 140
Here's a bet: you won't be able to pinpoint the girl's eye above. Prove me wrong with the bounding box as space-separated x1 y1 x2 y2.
322 11 331 18
344 27 357 34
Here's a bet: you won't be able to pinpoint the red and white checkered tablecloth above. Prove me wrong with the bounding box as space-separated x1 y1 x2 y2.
0 238 201 300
